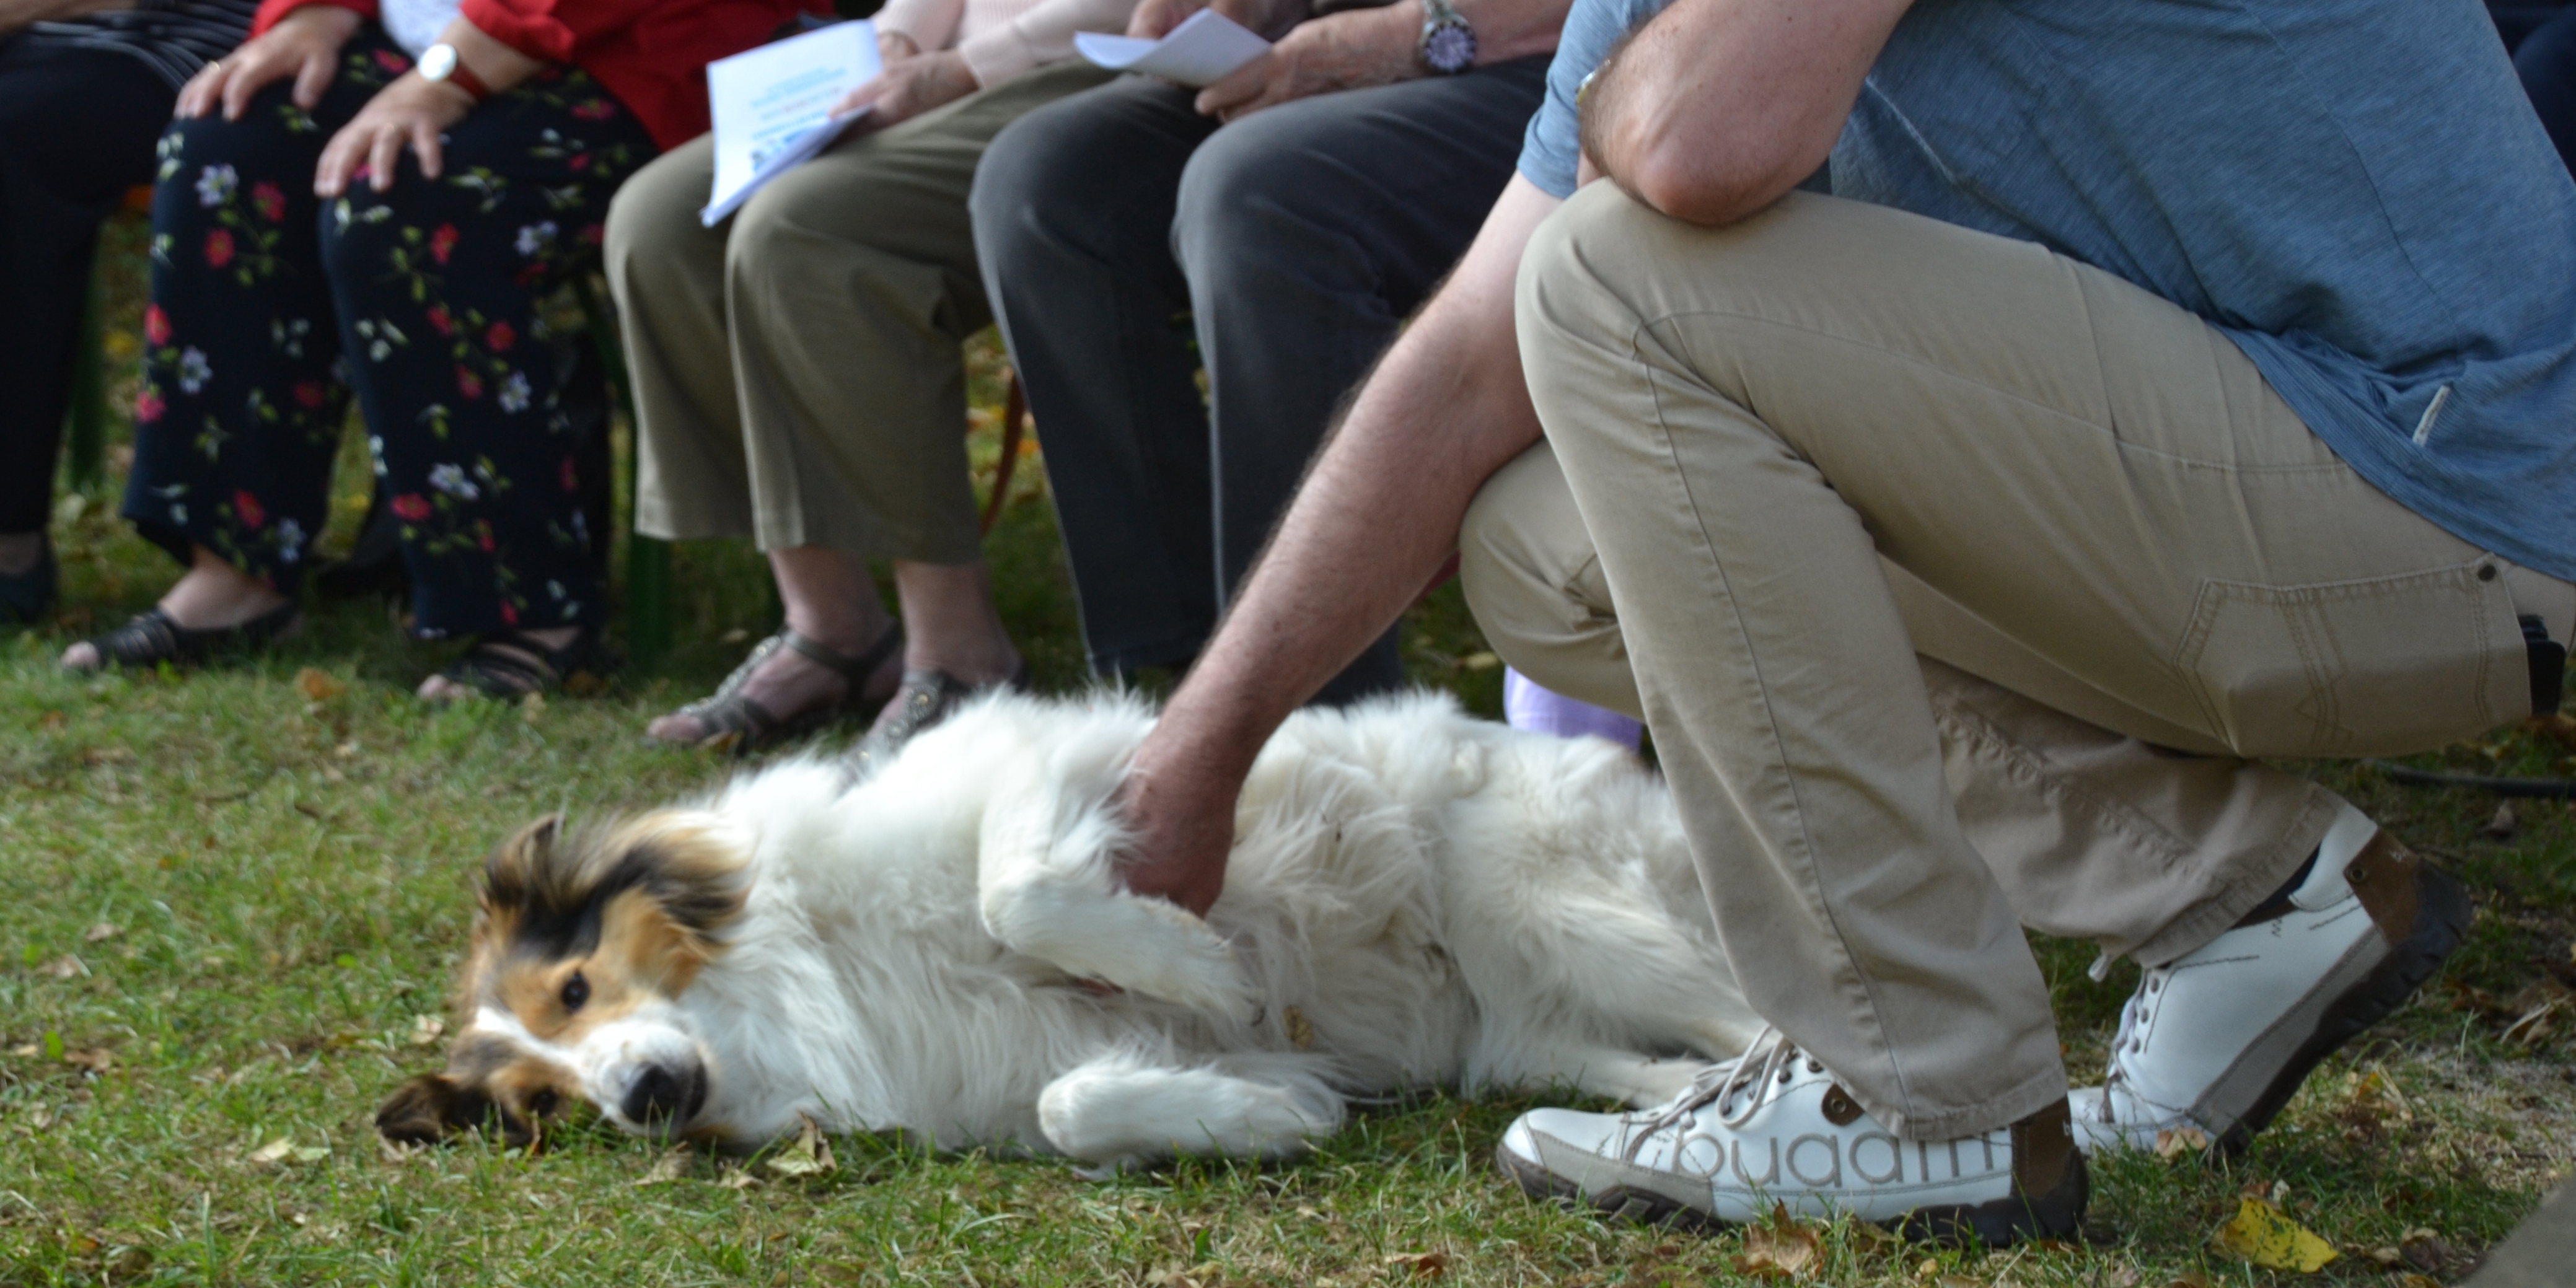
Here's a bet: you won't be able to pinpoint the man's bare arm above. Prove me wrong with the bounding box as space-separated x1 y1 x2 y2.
1580 0 1909 224
1116 176 1567 916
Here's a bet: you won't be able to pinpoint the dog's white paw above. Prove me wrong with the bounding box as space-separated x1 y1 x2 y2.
982 870 1262 1024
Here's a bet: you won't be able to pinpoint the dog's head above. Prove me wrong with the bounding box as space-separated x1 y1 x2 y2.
378 811 749 1147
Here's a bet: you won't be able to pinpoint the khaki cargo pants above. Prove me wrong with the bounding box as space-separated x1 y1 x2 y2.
1485 185 2573 1141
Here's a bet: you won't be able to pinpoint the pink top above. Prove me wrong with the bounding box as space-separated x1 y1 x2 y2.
875 0 1138 89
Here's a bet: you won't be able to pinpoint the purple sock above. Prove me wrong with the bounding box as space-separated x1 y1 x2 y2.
1503 668 1643 750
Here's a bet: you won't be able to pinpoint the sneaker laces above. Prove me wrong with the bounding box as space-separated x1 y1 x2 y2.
1616 1027 1821 1164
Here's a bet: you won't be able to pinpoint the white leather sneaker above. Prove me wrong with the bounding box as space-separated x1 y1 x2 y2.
2069 802 2469 1155
1497 1032 2086 1245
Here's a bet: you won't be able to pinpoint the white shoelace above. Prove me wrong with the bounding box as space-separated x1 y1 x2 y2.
1617 1027 1821 1163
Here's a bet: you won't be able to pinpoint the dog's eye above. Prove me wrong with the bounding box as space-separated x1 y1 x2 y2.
529 1089 560 1118
560 971 589 1012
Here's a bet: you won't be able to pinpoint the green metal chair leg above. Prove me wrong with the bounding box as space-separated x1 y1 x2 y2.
64 261 107 491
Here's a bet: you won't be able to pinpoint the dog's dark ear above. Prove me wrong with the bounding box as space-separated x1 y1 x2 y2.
483 813 563 906
377 1074 477 1144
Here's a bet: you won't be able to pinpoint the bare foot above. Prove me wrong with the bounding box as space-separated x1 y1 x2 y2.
416 626 583 703
62 550 289 671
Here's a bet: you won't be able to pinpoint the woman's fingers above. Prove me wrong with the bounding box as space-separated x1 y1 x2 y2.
176 62 222 118
367 121 405 191
408 116 444 183
292 45 339 110
314 125 358 196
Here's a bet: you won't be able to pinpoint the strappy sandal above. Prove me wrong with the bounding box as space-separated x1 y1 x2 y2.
68 602 301 670
1 537 56 626
433 624 618 703
847 656 1032 776
664 623 905 755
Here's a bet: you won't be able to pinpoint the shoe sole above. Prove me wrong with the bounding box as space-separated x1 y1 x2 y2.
2211 860 2471 1154
1493 1140 2088 1248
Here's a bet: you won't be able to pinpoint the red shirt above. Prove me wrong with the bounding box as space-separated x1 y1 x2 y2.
252 0 828 150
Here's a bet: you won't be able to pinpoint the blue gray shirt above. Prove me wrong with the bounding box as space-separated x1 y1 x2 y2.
1520 0 2576 581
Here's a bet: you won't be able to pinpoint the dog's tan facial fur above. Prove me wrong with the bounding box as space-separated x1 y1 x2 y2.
378 812 749 1145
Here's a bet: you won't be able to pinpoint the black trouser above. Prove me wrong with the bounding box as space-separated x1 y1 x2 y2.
971 61 1549 703
0 40 174 534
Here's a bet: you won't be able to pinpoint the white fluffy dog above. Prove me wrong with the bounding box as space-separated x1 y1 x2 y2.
377 692 1761 1168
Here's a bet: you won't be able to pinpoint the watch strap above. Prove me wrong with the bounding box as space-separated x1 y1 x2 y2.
422 44 491 102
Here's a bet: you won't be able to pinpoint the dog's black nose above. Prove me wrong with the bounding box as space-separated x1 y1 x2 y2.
623 1064 703 1126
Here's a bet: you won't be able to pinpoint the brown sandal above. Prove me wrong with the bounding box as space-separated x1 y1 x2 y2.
664 624 904 755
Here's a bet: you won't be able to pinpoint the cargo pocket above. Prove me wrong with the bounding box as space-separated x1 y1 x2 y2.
2172 559 2527 758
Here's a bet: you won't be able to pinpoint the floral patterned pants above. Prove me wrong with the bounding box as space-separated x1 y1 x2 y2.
125 27 653 637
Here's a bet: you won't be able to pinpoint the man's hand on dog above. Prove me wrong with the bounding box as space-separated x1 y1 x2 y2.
1111 732 1241 918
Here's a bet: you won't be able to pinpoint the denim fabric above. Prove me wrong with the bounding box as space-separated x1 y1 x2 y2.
1521 0 2576 580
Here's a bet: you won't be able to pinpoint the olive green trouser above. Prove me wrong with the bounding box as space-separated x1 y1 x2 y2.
1483 185 2574 1141
604 60 1114 561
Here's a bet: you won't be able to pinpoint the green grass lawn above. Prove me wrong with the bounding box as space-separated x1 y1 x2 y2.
2 214 2569 1286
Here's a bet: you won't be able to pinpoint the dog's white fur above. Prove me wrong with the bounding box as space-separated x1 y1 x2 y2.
590 691 1759 1167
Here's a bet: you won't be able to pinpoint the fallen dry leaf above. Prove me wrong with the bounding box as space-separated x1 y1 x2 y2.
2161 1273 2209 1288
2154 1125 2210 1159
1736 1205 1824 1280
1284 1005 1315 1050
81 923 121 944
520 691 547 724
634 1146 693 1187
295 667 345 703
248 1137 329 1166
2395 1274 2440 1288
37 955 84 979
37 711 66 732
62 1049 113 1074
765 1115 836 1178
2483 801 2520 838
408 1015 445 1046
1383 1251 1449 1279
1457 651 1500 672
2210 1196 2337 1273
7 1043 37 1058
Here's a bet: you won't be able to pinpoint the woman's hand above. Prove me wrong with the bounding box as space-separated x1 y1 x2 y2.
1195 2 1417 121
175 4 362 121
312 71 473 195
829 50 979 128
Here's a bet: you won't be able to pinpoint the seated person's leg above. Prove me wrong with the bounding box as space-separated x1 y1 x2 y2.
0 42 198 619
64 56 393 668
971 77 1225 682
1170 58 1550 705
314 58 656 699
618 61 1112 750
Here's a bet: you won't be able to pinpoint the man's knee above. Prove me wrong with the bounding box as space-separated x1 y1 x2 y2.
1169 106 1373 287
970 84 1165 266
1459 440 1644 719
603 149 711 298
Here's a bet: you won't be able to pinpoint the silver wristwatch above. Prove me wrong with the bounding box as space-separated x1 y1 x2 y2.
1418 0 1476 75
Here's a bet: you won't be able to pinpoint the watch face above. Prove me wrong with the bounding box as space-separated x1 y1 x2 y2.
1425 24 1475 73
419 44 455 81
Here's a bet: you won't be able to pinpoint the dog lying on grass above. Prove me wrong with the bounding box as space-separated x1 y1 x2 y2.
379 692 1760 1168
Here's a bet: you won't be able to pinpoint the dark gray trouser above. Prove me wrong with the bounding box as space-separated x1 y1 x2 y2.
969 60 1550 702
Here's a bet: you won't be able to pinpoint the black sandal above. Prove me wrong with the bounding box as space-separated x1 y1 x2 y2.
68 602 301 670
662 623 905 755
433 624 618 703
848 656 1032 776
